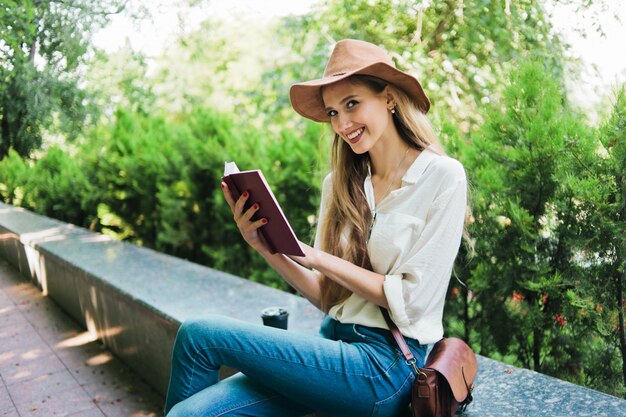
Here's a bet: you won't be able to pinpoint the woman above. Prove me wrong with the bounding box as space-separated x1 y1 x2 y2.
165 39 468 417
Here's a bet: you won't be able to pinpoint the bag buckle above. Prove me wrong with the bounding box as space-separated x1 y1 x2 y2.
406 358 427 379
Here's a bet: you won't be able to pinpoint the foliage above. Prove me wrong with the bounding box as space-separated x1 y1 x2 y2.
23 147 98 226
444 61 625 396
0 149 29 205
553 87 626 396
0 0 135 159
1 107 327 290
255 0 569 131
85 47 157 117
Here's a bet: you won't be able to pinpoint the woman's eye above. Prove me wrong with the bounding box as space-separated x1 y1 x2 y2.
346 100 358 109
327 109 338 117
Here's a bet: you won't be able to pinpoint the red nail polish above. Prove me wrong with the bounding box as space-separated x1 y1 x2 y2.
221 183 226 189
243 191 249 198
261 218 268 224
253 203 259 210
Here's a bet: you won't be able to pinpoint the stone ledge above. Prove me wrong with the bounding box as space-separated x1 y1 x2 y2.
0 203 323 397
0 202 624 416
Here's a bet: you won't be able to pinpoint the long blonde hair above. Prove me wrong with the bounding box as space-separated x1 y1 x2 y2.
318 75 443 312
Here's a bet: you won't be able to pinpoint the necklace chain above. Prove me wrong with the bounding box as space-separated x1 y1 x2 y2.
368 146 411 242
376 146 411 206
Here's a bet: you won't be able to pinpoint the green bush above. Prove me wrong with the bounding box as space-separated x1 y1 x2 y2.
443 62 625 397
0 148 29 206
22 147 98 227
66 107 327 291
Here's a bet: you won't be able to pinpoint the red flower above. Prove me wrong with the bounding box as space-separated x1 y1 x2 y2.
512 291 523 301
542 294 549 304
554 314 566 327
451 287 460 296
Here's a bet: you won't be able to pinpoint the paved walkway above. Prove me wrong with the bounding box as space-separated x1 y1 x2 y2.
0 259 164 417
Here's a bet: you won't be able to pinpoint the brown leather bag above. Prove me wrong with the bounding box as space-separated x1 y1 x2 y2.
381 309 477 417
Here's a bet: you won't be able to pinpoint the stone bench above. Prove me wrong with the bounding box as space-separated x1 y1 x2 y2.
0 202 624 416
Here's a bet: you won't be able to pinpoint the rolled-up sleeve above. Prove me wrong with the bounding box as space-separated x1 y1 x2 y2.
384 170 467 338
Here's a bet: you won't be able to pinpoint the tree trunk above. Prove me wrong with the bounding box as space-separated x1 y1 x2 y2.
28 41 37 63
533 327 542 372
1 105 10 160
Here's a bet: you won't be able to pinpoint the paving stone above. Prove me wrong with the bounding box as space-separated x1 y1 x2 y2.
95 394 163 417
4 283 40 304
0 318 33 341
66 407 106 417
0 345 51 373
14 386 95 417
6 369 80 406
0 326 47 353
0 385 14 414
0 308 30 330
53 338 104 366
82 375 160 408
0 260 164 416
1 351 66 386
68 358 140 391
0 295 13 309
19 298 70 326
35 320 87 347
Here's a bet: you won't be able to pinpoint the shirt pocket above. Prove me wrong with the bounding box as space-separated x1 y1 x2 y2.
368 212 425 272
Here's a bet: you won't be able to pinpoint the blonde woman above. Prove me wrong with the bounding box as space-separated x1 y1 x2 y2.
165 39 467 417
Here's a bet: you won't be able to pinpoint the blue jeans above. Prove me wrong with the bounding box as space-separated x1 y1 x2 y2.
165 314 427 417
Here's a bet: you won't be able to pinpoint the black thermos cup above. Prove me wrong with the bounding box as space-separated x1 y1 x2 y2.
261 307 289 329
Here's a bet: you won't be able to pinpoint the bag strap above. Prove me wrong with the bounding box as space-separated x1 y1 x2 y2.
380 308 422 375
381 308 476 408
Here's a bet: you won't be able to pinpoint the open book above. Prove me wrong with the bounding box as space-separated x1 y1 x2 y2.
222 162 305 257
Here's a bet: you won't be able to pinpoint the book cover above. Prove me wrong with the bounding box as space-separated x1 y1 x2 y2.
222 162 305 257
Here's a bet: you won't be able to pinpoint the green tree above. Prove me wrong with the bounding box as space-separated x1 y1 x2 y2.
449 59 625 396
556 88 626 396
256 0 571 131
85 46 156 118
0 0 132 159
460 60 582 370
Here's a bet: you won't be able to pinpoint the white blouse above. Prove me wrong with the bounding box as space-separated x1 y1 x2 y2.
314 149 467 344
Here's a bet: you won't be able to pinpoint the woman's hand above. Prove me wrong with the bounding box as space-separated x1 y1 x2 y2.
221 182 269 254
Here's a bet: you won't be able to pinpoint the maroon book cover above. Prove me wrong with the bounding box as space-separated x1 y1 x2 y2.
222 162 305 257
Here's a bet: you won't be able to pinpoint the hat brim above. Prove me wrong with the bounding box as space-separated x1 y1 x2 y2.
290 62 430 122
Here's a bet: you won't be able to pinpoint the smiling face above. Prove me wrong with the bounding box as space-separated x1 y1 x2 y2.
321 77 395 155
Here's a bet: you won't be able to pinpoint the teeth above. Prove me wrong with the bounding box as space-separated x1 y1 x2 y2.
347 128 363 140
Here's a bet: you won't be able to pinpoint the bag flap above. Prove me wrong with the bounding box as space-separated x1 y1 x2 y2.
424 338 477 403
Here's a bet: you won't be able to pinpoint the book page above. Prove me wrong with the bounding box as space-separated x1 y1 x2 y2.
224 161 240 176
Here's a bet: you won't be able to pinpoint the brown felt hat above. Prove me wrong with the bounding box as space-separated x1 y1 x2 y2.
290 39 430 122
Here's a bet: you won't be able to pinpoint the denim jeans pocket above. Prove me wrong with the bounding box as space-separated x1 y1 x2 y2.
352 324 374 341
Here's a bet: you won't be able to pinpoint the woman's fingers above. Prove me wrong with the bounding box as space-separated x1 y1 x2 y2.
233 191 249 219
236 202 261 228
221 182 236 211
241 217 267 233
242 203 260 222
221 182 268 250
